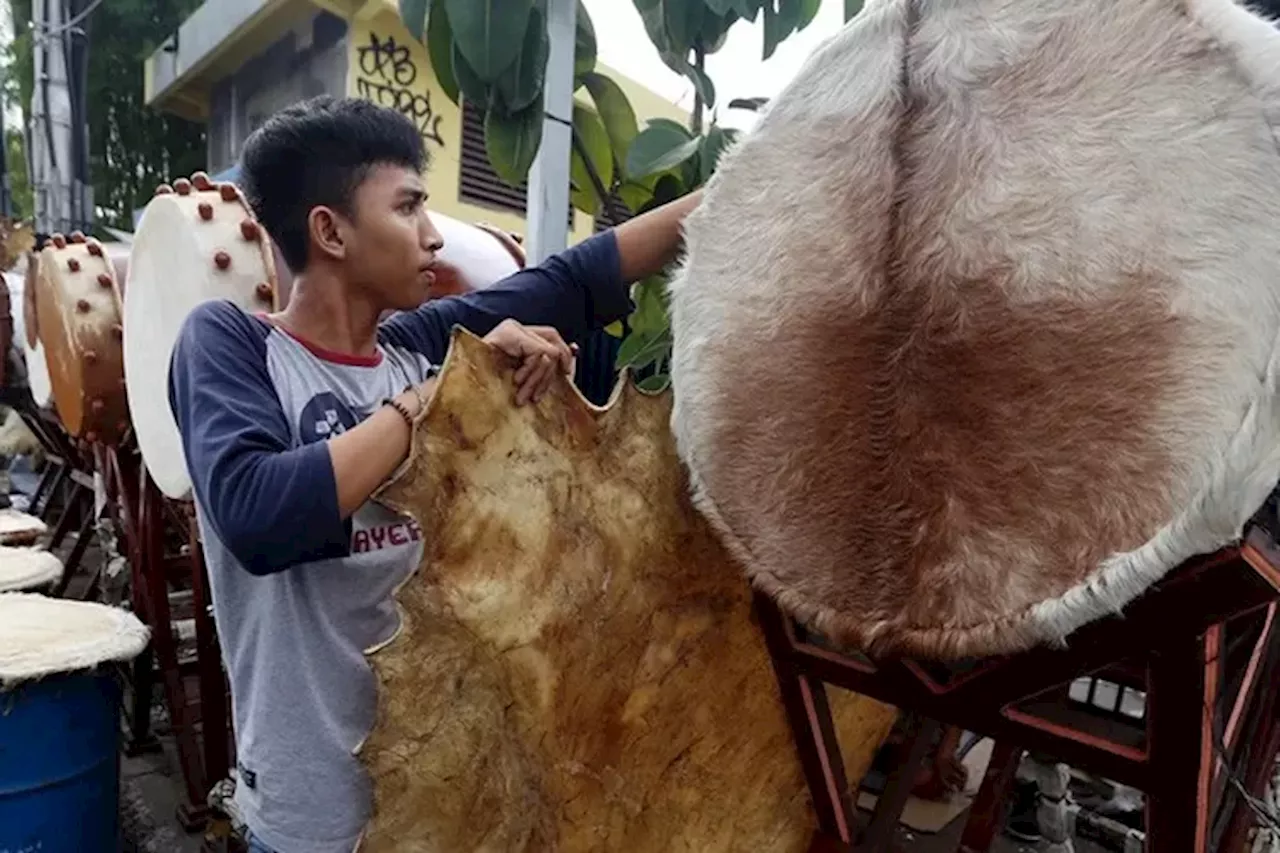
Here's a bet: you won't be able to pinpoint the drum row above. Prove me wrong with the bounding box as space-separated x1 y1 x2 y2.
23 171 526 501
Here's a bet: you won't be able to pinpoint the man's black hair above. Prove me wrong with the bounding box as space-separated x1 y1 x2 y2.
238 95 427 272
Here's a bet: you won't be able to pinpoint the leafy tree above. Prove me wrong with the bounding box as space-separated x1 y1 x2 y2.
1 0 206 231
400 0 866 389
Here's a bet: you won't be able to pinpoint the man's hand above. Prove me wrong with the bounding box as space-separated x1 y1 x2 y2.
483 319 577 405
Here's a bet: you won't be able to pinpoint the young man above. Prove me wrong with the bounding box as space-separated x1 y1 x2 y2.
168 96 699 853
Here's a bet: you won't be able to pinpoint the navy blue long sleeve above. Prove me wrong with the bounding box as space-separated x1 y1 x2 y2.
168 229 629 574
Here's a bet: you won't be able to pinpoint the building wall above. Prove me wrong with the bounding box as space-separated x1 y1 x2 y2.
207 11 351 175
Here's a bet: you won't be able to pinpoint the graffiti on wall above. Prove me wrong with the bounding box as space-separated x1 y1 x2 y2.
354 32 446 147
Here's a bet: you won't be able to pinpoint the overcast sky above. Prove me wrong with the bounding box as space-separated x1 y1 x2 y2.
582 0 846 130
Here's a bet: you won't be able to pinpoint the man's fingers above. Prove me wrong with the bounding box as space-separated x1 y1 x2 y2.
516 354 553 406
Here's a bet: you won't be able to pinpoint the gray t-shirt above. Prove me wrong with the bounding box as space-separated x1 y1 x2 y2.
168 232 627 852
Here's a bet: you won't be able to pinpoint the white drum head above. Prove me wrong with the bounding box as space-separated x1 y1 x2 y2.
0 592 148 684
433 213 522 288
0 547 62 592
24 336 51 406
125 178 277 500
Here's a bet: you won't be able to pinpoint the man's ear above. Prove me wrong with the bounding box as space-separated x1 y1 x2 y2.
307 206 347 263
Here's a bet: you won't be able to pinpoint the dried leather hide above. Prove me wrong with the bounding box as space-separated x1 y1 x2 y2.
668 0 1280 660
363 330 898 852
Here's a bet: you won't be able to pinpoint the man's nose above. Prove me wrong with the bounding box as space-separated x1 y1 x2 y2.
421 212 445 254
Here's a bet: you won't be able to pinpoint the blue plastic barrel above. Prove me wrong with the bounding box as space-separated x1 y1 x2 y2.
0 669 123 853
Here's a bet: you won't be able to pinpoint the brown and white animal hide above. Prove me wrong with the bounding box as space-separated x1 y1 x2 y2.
668 0 1280 660
363 330 898 852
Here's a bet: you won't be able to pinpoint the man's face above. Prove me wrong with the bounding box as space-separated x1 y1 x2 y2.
342 164 443 311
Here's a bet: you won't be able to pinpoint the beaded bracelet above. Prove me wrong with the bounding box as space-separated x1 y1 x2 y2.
383 397 416 429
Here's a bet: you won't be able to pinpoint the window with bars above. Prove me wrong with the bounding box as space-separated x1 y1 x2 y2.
458 100 573 226
594 191 634 233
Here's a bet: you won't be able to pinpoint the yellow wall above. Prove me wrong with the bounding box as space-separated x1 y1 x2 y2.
345 5 687 244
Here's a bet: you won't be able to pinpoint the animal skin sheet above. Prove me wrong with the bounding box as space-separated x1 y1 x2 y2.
361 330 898 852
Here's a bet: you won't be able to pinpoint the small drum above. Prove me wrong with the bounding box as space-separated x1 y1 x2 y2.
0 509 47 546
125 172 280 500
0 546 62 593
34 233 127 443
0 593 148 853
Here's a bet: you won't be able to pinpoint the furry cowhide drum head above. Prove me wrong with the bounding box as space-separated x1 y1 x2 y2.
363 330 898 852
669 0 1280 659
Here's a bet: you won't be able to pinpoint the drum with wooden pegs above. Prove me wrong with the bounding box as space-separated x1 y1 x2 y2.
33 232 127 444
125 172 280 500
0 593 148 853
427 212 525 299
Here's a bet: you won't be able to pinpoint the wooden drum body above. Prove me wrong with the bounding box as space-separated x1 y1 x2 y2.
34 233 126 443
125 175 279 499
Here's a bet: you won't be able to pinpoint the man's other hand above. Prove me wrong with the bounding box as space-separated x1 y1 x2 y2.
483 319 577 405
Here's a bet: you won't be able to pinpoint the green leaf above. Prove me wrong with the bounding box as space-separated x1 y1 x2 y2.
485 96 544 186
604 320 625 338
427 4 460 105
685 63 716 110
444 0 535 81
797 0 821 29
569 104 614 215
663 0 704 56
728 96 769 112
617 331 670 371
844 0 865 21
582 72 638 166
639 173 686 212
700 11 738 54
646 117 693 137
574 1 597 77
617 181 652 214
763 0 802 60
495 6 549 113
625 124 701 180
731 0 762 20
399 0 430 41
637 374 671 393
705 0 736 14
452 42 490 107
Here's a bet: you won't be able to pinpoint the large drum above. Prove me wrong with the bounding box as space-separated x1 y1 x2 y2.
667 0 1280 660
0 593 148 853
428 213 524 298
125 174 281 500
33 233 128 443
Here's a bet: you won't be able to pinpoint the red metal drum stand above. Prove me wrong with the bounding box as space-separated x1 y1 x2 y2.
104 443 232 832
759 524 1280 852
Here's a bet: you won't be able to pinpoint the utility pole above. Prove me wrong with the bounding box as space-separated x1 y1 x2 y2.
524 0 575 265
30 0 79 235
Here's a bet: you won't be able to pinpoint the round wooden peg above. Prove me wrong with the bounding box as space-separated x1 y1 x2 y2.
219 184 239 202
69 231 86 244
214 251 232 271
97 273 113 289
191 171 213 191
75 299 90 313
198 202 214 221
51 233 66 249
67 258 80 273
240 220 260 241
87 242 103 257
174 178 193 196
255 282 273 301
155 183 174 196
